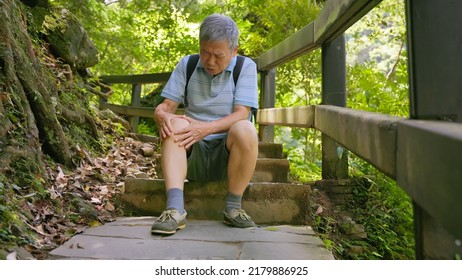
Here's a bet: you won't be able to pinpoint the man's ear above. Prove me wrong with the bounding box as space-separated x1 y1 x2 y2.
232 47 238 56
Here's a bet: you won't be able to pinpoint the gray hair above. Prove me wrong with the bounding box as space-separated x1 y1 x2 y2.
199 14 239 50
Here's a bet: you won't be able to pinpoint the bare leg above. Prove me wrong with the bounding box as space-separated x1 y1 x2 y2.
226 120 258 196
151 118 190 234
161 117 190 191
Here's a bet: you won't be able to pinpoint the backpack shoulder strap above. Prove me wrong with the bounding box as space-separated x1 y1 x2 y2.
235 56 257 122
184 54 200 107
233 55 245 85
232 56 257 122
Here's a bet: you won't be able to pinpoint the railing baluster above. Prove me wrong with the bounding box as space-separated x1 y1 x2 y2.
259 68 276 143
129 83 142 133
403 0 462 259
321 33 348 179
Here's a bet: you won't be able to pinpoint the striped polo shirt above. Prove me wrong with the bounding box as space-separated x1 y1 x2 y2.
161 55 259 140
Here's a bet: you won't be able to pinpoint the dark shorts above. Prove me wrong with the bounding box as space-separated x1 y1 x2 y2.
186 136 229 182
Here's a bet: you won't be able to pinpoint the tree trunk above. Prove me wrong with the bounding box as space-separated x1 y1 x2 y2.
1 0 73 170
1 0 105 183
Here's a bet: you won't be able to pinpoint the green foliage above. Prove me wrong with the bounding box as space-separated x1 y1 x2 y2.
347 157 415 259
49 0 200 108
343 0 414 259
309 172 415 259
51 0 199 76
279 127 322 182
346 0 408 116
0 176 32 248
137 121 157 136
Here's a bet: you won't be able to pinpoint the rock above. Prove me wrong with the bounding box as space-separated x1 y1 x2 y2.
340 222 367 240
42 8 99 70
134 171 149 179
66 192 99 220
349 245 366 255
104 201 115 212
140 144 155 157
7 247 36 260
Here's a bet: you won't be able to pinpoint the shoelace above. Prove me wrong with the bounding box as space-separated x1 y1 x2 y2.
157 210 175 222
235 209 252 221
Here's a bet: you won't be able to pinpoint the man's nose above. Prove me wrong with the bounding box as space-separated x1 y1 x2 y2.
206 55 216 65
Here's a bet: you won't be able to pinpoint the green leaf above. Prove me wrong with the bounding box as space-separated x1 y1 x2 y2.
265 226 280 232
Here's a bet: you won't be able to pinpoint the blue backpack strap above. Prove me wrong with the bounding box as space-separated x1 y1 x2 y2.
232 56 256 122
233 55 244 85
184 54 200 107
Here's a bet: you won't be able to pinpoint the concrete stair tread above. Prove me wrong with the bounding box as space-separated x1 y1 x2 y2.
48 218 334 260
258 142 285 158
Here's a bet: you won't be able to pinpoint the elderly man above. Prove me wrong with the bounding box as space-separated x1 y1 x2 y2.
151 13 259 234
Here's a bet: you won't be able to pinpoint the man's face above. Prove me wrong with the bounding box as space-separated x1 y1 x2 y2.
199 40 238 76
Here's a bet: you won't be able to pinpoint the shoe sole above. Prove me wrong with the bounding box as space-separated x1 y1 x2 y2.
223 220 256 229
151 224 186 235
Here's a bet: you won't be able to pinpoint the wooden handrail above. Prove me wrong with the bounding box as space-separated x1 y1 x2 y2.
258 105 462 241
100 72 171 85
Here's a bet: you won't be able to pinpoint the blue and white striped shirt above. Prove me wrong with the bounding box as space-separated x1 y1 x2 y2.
161 55 259 140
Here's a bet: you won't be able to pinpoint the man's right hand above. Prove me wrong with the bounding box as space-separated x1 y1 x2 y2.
154 99 180 140
155 111 177 139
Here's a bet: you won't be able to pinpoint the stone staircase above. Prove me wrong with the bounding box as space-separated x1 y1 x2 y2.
121 141 313 225
48 139 338 260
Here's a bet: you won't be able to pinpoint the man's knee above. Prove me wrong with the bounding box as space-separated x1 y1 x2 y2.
230 120 257 137
170 117 190 130
162 117 190 143
228 120 258 149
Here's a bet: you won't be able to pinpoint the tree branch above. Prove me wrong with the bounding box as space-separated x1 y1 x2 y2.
386 39 405 81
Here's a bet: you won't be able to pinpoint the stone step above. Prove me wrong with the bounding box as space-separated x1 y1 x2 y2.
48 218 334 260
121 178 312 225
131 133 286 160
258 142 285 158
254 158 289 182
155 158 290 183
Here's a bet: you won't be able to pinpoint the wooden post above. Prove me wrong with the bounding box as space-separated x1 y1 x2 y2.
321 34 348 179
404 0 462 259
259 68 276 143
130 83 141 133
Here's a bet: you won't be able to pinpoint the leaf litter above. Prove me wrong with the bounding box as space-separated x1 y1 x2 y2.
9 135 160 259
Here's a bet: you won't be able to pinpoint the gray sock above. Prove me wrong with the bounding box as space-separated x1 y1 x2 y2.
166 188 184 214
225 192 242 213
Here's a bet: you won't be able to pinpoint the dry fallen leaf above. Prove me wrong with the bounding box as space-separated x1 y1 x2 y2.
315 205 323 215
6 251 17 260
22 135 160 259
104 202 115 212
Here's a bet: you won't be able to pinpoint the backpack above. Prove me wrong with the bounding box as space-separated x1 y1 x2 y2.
184 54 256 121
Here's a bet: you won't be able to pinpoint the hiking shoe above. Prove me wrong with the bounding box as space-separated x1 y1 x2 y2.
224 209 256 229
151 209 187 234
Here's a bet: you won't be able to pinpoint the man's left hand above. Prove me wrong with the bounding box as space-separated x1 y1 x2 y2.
173 116 212 149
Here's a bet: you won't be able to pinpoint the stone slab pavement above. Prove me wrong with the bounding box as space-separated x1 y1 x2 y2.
48 217 335 260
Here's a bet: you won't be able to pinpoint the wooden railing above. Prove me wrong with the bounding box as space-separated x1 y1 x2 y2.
100 0 462 259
